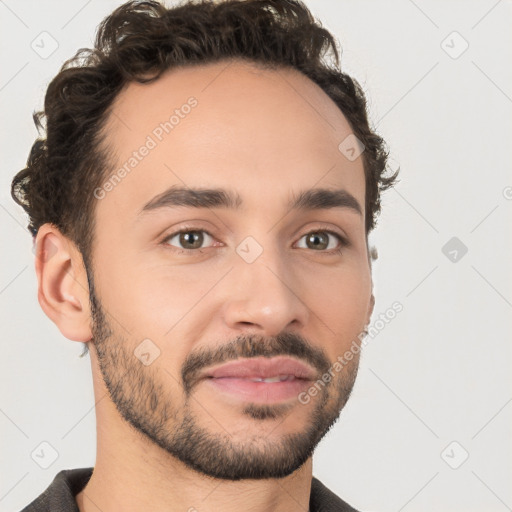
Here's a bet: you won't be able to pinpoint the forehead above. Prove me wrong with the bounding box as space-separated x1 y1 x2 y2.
97 59 365 218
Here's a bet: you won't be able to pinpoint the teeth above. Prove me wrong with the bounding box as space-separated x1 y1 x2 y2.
248 375 295 383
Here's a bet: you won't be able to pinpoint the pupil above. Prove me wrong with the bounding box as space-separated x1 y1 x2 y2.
308 233 327 250
181 231 203 249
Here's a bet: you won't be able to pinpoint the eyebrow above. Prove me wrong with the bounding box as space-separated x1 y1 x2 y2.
139 186 362 216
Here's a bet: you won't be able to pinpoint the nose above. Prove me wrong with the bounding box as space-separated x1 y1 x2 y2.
221 247 310 337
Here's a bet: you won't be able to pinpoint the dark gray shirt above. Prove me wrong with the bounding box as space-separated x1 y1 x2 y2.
20 467 360 511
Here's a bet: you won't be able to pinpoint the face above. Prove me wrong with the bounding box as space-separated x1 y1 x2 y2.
88 59 373 480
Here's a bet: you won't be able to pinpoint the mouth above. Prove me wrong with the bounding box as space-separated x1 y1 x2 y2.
200 356 317 404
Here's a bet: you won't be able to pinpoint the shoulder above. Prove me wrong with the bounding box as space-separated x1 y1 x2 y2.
20 467 93 512
309 476 361 512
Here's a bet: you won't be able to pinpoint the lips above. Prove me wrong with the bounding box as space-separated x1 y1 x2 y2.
203 356 317 381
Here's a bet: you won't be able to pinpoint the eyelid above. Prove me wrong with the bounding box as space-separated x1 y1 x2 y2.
304 226 346 240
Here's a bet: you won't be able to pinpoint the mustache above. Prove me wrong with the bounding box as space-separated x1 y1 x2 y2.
181 332 331 394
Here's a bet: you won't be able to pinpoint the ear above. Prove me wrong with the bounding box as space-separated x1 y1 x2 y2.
366 243 376 326
34 224 92 342
366 290 375 327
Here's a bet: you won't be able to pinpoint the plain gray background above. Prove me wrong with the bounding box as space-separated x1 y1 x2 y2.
1 1 511 511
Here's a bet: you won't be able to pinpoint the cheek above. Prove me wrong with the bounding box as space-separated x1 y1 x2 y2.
302 262 371 341
96 253 225 339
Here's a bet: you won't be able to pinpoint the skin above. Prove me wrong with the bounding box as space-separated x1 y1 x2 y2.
35 59 374 512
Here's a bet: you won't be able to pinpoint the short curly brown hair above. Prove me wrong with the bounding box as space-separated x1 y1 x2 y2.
11 0 398 269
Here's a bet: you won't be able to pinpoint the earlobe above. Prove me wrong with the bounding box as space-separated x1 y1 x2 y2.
35 224 92 342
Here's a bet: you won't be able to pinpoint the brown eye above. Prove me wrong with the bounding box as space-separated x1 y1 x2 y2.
296 230 344 251
164 230 214 250
305 232 329 250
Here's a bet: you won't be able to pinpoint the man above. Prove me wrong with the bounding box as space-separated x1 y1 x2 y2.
12 0 398 510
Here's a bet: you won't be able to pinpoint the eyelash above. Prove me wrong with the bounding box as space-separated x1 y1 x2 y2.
161 226 349 256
